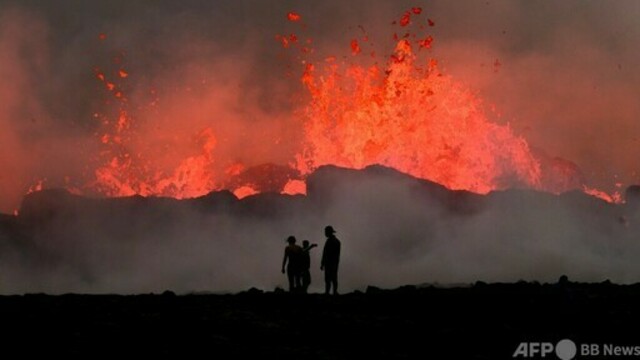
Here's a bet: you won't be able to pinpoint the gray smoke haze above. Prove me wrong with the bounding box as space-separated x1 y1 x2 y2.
1 165 639 295
0 1 639 293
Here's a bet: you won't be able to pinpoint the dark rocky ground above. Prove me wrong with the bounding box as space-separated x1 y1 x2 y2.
2 167 640 357
1 281 638 358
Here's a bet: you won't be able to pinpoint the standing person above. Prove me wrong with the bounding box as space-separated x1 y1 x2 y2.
320 225 341 295
282 236 303 292
300 240 318 293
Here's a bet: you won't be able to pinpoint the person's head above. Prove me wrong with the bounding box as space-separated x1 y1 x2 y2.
324 225 336 237
287 236 296 245
302 240 309 248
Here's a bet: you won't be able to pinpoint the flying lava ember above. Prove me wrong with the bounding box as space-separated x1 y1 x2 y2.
6 6 624 213
290 9 616 202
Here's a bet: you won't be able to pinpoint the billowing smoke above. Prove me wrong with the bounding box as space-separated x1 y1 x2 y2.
1 165 639 294
0 1 639 293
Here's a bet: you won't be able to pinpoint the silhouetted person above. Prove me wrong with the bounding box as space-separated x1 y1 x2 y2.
321 225 341 295
300 240 318 293
282 236 303 292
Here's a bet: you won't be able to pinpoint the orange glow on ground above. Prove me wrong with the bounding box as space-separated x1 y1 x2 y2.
233 186 259 199
282 179 307 196
583 186 622 204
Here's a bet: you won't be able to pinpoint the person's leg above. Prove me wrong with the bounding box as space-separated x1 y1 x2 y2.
287 270 294 292
324 270 331 294
326 267 338 295
295 272 303 291
302 270 310 293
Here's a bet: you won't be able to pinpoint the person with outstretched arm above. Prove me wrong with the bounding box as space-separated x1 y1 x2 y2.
301 240 318 293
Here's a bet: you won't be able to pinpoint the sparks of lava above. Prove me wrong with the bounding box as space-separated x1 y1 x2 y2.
290 7 617 201
287 12 301 22
27 179 45 194
583 186 622 204
22 6 621 205
350 39 361 55
295 38 542 194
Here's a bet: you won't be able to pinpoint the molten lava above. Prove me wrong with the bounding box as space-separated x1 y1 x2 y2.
295 39 543 194
288 8 615 198
286 12 301 22
22 6 619 206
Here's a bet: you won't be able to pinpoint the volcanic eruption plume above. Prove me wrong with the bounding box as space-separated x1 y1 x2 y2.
87 5 607 202
294 14 546 194
0 1 634 213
